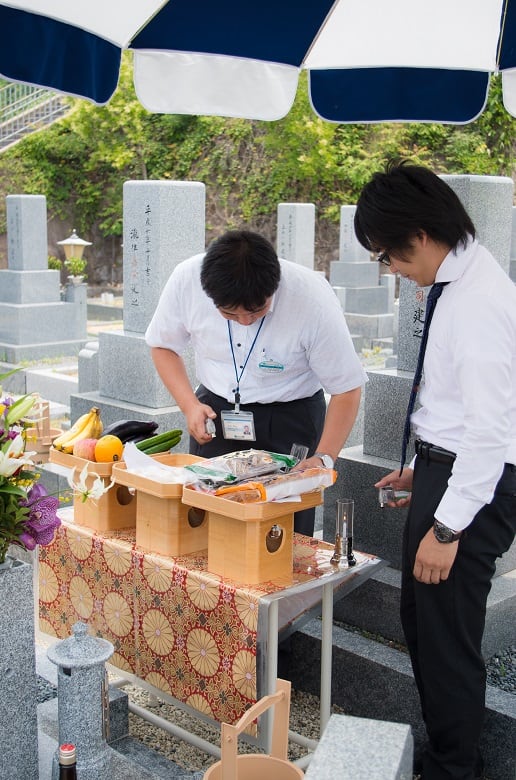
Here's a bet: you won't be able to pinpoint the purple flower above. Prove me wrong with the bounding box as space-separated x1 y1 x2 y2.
21 484 61 548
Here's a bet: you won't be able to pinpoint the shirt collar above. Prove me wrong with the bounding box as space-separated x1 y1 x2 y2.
435 235 477 285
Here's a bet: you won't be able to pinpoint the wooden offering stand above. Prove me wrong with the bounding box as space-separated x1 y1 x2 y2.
182 486 323 584
112 453 207 556
49 448 136 532
25 399 63 464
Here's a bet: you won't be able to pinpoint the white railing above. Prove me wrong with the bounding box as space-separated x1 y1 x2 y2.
0 82 70 149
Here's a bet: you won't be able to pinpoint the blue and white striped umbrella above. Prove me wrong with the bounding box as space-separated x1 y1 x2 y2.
1 0 516 123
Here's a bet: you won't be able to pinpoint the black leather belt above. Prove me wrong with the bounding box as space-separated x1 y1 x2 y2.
415 439 456 465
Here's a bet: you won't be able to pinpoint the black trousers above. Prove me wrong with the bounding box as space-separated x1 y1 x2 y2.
401 456 516 780
189 385 326 536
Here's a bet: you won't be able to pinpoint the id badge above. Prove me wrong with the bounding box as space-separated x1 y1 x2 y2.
220 410 256 441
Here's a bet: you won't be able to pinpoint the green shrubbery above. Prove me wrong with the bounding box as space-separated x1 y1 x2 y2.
0 57 514 271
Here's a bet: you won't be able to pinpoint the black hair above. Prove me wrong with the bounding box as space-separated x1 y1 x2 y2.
354 161 476 255
201 230 281 310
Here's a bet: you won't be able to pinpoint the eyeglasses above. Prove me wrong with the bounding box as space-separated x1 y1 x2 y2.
376 251 391 267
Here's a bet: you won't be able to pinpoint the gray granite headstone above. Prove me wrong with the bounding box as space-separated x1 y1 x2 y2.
339 205 371 262
92 180 206 409
122 180 206 335
0 194 88 361
276 203 315 269
6 194 47 270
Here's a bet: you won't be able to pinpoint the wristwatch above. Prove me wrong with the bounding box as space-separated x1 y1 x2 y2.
314 452 334 469
433 520 462 543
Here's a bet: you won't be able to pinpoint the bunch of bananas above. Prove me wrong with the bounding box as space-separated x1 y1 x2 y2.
52 407 103 454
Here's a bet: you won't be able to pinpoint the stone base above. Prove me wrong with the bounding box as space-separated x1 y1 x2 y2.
290 621 516 780
332 565 516 659
0 339 88 362
0 559 39 780
304 713 413 780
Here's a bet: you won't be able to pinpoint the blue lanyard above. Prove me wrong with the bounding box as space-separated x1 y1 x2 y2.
227 317 265 412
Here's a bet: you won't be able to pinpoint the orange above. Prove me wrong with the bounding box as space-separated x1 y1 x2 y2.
94 434 124 462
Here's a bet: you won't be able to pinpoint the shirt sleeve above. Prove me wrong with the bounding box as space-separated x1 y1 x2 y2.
435 295 514 531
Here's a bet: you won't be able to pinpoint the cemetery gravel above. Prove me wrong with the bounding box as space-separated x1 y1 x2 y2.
119 643 515 777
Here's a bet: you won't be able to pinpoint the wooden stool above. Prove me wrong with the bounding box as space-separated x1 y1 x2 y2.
182 487 323 584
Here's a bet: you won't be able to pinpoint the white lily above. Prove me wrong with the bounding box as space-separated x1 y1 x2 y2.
68 463 115 503
0 434 36 477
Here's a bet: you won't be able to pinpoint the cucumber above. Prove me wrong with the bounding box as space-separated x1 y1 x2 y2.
136 429 183 452
140 436 182 455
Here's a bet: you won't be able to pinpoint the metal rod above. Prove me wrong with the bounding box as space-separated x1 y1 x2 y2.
265 599 279 753
320 581 334 733
128 700 221 759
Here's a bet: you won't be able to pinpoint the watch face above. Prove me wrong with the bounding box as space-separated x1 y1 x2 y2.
315 453 333 468
433 520 459 543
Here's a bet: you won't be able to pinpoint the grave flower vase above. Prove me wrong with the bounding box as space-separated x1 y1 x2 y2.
0 557 39 779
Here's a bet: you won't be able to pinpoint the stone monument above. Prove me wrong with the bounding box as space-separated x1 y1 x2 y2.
0 194 88 362
330 205 395 351
277 202 315 269
70 180 206 441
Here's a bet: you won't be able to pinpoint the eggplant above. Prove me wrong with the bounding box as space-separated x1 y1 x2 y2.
101 419 159 443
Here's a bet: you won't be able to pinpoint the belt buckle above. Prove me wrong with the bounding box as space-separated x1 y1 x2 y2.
416 440 430 460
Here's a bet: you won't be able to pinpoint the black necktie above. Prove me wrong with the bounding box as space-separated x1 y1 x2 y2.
399 282 448 473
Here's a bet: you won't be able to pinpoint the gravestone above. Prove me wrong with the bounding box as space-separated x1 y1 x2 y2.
71 181 206 437
330 205 395 351
0 195 88 361
277 203 315 269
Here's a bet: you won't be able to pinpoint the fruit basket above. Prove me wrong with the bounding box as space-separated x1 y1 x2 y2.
112 453 208 556
49 448 136 532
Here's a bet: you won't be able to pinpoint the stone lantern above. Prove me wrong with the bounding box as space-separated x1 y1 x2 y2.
47 622 113 780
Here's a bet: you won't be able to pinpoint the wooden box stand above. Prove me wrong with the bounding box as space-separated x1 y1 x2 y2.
182 487 323 584
49 449 136 532
112 453 207 557
25 399 62 464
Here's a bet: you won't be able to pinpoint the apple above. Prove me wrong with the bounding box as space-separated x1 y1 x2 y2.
73 438 98 461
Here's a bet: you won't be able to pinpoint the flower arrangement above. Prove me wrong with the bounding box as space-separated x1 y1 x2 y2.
0 372 60 565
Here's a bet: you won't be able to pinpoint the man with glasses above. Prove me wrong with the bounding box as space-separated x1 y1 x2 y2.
354 162 516 780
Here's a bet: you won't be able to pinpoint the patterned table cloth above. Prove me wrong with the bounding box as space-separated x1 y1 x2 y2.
38 509 377 725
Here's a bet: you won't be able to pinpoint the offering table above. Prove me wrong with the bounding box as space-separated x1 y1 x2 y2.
38 506 385 750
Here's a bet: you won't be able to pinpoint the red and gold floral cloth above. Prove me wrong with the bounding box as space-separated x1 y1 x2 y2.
38 511 375 725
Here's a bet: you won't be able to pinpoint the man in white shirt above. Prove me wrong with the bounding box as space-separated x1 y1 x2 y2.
145 229 366 536
354 163 516 780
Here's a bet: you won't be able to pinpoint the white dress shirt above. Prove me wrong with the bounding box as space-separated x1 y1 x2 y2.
412 238 516 531
145 254 367 404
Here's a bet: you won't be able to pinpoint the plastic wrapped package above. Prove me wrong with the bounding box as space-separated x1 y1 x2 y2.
185 449 298 489
213 466 336 503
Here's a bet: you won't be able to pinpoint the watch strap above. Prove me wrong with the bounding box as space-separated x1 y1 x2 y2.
314 452 334 469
